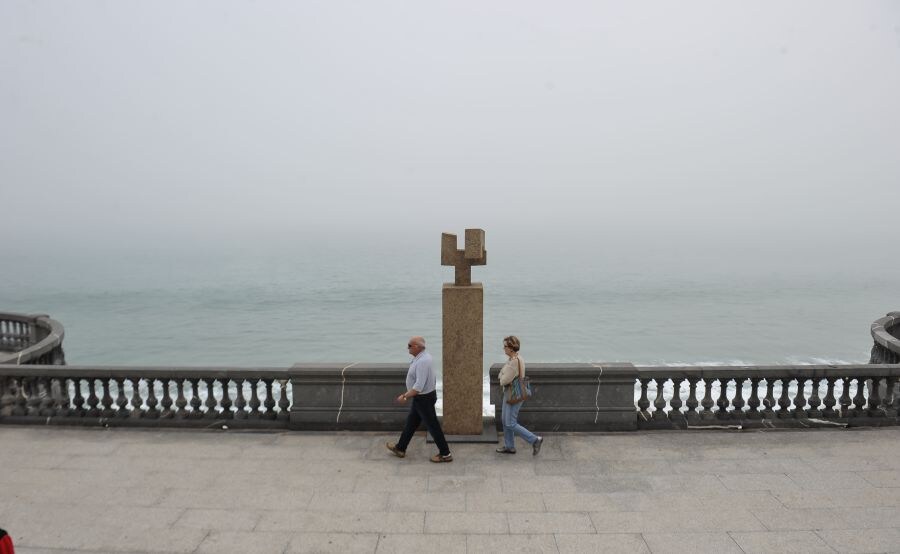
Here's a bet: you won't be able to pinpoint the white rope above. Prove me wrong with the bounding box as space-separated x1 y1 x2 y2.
591 363 604 424
335 362 359 423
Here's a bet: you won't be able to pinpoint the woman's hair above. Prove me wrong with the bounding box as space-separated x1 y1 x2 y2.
503 335 521 352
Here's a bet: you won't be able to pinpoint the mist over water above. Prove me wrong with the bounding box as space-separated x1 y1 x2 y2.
2 233 895 370
2 0 899 388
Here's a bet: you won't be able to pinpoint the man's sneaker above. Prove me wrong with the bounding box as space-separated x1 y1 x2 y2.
532 436 543 456
386 442 405 458
495 446 516 454
430 453 453 463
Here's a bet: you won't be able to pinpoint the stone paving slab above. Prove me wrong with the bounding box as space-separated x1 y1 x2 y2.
2 425 900 553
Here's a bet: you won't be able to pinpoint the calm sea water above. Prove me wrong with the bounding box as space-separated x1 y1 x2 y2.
3 240 896 412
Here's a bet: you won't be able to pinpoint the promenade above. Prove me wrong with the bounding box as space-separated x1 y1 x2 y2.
2 426 900 554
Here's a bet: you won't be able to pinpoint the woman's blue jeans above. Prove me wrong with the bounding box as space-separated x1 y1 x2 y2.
501 392 538 450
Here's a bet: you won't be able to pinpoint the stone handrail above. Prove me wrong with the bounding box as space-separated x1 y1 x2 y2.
0 312 66 365
0 362 410 430
490 363 900 431
636 364 900 430
870 311 900 364
5 362 900 432
489 363 638 431
0 365 293 428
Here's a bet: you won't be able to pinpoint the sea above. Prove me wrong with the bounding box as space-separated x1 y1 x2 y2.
3 235 897 415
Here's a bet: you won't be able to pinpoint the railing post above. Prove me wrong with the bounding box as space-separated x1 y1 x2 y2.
746 377 761 419
867 377 883 417
637 378 650 421
700 378 715 420
793 377 807 419
685 377 700 424
777 378 792 418
219 379 233 419
807 377 822 418
669 377 685 427
715 378 730 419
652 378 667 421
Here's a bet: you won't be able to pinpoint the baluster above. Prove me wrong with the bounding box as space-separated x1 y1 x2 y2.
700 377 715 420
248 379 261 419
892 376 900 411
852 377 867 417
234 379 247 420
777 378 792 418
219 379 233 419
793 377 807 419
685 377 700 424
12 378 27 416
651 378 667 421
747 378 761 419
86 379 101 417
72 378 86 416
881 376 898 418
867 377 883 417
204 378 218 419
762 379 777 419
277 379 290 421
263 379 277 420
37 377 53 416
807 377 822 418
669 377 684 426
731 377 746 420
637 378 651 421
174 379 188 418
25 378 41 416
101 379 115 418
189 379 202 419
0 377 14 417
115 378 128 418
839 377 852 417
51 378 67 416
716 378 729 419
160 379 174 419
145 378 159 418
822 377 837 418
130 377 143 418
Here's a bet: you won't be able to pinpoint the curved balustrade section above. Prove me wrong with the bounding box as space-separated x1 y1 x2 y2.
0 365 292 428
870 311 900 364
635 365 900 430
0 312 66 365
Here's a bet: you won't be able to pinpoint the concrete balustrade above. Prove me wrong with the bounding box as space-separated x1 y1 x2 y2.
2 311 898 431
0 312 66 365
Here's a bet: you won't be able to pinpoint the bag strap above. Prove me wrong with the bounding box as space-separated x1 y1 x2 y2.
516 356 523 381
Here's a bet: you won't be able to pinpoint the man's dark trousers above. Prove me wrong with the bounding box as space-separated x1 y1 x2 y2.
396 390 450 456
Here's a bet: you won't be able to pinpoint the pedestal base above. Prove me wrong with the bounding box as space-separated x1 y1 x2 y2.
442 283 484 435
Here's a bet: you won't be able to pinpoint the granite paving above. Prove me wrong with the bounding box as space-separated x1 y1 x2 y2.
2 425 900 553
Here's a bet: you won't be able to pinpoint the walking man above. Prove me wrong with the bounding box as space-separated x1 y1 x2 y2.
386 336 453 463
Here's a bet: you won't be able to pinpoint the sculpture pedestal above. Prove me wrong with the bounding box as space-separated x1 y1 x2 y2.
442 283 484 435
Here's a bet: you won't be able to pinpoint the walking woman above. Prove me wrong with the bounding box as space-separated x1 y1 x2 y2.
497 335 543 455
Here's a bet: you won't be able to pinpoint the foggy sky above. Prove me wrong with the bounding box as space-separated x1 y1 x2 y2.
2 1 899 264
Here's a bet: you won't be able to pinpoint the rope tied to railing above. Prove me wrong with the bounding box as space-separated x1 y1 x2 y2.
335 362 359 424
591 363 604 424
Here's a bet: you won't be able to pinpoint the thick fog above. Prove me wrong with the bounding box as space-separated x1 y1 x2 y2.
2 1 899 270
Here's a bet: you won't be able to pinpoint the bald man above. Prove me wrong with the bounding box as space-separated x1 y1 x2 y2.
386 336 453 462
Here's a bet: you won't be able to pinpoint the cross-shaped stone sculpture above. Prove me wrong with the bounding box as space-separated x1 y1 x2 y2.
441 228 487 436
441 229 486 286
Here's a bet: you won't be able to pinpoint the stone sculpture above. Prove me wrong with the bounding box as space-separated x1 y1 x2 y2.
440 229 486 435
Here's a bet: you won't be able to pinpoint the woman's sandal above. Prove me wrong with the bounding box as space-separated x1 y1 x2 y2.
495 446 516 454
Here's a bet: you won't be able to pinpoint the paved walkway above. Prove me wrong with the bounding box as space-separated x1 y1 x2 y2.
2 425 900 554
